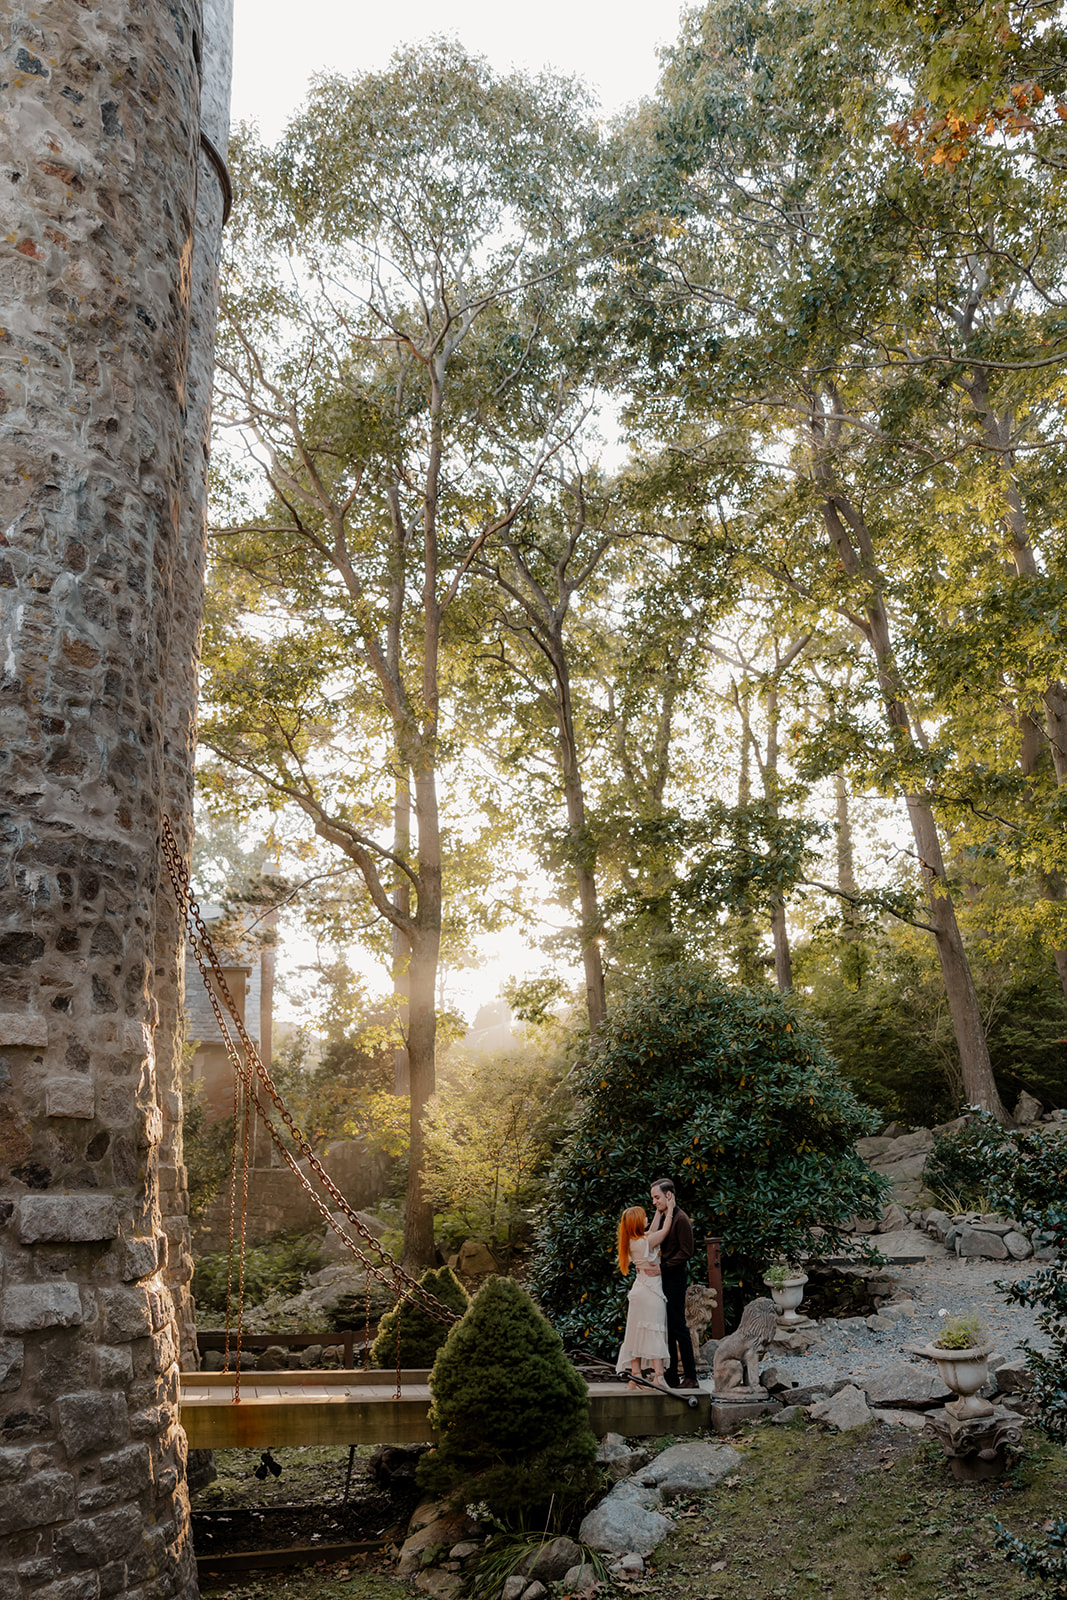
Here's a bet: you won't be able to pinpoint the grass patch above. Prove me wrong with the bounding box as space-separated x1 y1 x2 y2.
650 1423 1067 1600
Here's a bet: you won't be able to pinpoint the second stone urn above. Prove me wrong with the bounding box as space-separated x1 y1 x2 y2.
763 1271 808 1326
920 1342 994 1419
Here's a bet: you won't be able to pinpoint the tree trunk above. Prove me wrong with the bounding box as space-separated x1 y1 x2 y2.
554 643 607 1034
0 5 211 1594
819 492 1009 1121
835 769 861 943
391 770 412 1093
401 747 441 1269
764 684 792 990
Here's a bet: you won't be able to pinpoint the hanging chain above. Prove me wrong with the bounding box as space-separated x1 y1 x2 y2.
162 816 460 1338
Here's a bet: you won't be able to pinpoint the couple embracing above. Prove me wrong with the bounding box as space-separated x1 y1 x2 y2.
615 1177 698 1391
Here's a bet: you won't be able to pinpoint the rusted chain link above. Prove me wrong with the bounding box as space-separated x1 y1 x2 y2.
161 817 460 1345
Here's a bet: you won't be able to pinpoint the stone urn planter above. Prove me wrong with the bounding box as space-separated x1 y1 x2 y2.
920 1342 994 1420
763 1271 808 1326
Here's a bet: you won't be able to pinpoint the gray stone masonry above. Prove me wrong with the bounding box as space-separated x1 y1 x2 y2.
0 3 231 1598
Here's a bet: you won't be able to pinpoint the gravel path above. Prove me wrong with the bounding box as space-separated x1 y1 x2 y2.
763 1253 1052 1392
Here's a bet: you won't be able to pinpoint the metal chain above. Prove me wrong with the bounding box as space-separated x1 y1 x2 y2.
161 816 460 1333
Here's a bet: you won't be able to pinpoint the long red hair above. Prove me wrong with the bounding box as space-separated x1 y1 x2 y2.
617 1206 647 1274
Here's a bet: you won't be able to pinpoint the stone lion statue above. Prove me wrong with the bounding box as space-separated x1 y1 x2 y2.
712 1297 778 1394
685 1283 718 1365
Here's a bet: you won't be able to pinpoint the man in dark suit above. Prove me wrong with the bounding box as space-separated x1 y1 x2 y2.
651 1177 698 1390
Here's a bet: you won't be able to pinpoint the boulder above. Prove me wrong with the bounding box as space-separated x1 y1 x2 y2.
871 1230 943 1263
398 1501 480 1576
808 1385 872 1431
518 1536 583 1583
956 1226 1009 1260
993 1357 1034 1395
321 1209 386 1262
879 1202 911 1233
862 1363 953 1409
596 1434 650 1483
579 1481 673 1556
922 1209 953 1242
889 1299 919 1317
609 1554 645 1579
866 1314 897 1333
201 1349 224 1372
1014 1090 1043 1126
257 1345 288 1370
521 1585 549 1600
501 1579 526 1600
638 1441 743 1498
298 1344 323 1368
1003 1231 1033 1260
561 1563 598 1596
771 1405 807 1425
456 1239 498 1276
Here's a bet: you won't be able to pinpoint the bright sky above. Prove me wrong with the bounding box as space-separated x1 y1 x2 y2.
230 0 687 141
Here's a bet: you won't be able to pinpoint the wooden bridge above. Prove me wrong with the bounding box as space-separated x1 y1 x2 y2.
179 1368 711 1450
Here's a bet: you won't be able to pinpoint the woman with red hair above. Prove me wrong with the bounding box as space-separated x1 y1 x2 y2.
616 1194 674 1389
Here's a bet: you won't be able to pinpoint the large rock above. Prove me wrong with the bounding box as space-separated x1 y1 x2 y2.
321 1210 386 1262
596 1433 651 1483
808 1385 872 1431
579 1481 673 1556
956 1226 1009 1260
871 1230 943 1263
518 1536 583 1582
1003 1231 1033 1260
994 1357 1034 1395
922 1209 953 1242
398 1500 480 1576
637 1441 743 1499
562 1563 598 1595
879 1202 911 1233
1014 1091 1043 1126
455 1239 498 1276
861 1363 953 1410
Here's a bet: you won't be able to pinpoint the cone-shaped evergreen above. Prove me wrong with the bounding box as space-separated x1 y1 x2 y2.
417 1275 599 1521
370 1266 469 1369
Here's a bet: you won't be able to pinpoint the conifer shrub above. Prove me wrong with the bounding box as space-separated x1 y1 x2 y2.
369 1266 469 1369
416 1275 599 1522
532 962 887 1352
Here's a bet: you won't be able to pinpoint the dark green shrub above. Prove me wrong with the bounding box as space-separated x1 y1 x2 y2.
974 1112 1067 1594
532 962 886 1351
370 1266 469 1369
923 1117 1011 1210
192 1232 324 1324
417 1276 599 1523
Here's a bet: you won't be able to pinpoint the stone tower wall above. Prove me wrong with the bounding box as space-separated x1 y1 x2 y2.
0 3 226 1597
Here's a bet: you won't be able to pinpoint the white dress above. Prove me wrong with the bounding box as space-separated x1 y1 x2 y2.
616 1236 670 1370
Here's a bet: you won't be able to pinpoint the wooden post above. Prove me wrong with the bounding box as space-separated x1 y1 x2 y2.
706 1236 726 1339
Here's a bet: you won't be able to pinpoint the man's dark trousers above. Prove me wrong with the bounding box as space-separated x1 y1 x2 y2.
662 1265 697 1386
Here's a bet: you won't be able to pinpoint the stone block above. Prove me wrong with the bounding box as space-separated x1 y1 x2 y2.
120 1237 163 1282
0 1339 24 1394
45 1077 95 1118
99 1443 152 1492
55 1392 128 1459
579 1481 672 1556
0 1468 76 1535
922 1209 953 1242
96 1287 153 1341
861 1363 952 1409
637 1440 743 1499
2 1284 83 1333
808 1385 872 1431
0 1013 48 1048
871 1229 943 1262
18 1195 118 1244
709 1395 781 1432
956 1226 1009 1260
518 1535 583 1582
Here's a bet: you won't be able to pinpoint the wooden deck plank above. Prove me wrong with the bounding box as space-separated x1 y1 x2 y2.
178 1373 709 1449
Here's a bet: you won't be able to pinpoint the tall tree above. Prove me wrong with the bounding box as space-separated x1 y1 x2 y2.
202 43 606 1263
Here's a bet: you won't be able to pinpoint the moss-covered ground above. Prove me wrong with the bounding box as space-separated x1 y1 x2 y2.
196 1421 1067 1600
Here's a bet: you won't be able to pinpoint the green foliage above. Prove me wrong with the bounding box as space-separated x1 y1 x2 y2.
192 1233 324 1325
798 928 1067 1127
996 1519 1067 1600
421 1049 570 1258
924 1117 1012 1210
935 1309 986 1349
417 1276 599 1523
369 1266 469 1370
182 1076 234 1223
532 962 886 1351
